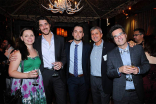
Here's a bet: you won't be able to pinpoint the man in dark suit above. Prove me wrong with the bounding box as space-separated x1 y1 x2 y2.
90 26 115 104
34 16 66 104
107 24 150 104
65 24 91 104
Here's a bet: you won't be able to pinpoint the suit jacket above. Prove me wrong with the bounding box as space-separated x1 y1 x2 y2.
65 42 91 87
34 35 66 83
91 41 115 94
107 45 150 101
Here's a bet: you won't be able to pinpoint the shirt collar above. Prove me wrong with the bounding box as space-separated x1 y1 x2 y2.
119 43 129 54
72 41 82 46
93 39 104 48
42 32 54 41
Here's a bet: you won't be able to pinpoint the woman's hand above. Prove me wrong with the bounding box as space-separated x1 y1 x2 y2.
27 70 38 78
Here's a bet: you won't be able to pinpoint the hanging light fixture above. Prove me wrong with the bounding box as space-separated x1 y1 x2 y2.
41 0 83 14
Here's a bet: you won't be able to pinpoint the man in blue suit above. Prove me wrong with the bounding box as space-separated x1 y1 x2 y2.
65 24 91 104
107 24 150 104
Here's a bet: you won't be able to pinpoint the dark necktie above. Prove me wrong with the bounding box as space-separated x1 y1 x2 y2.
74 45 78 77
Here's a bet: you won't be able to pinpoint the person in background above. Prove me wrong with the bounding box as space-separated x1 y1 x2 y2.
90 26 115 104
2 39 14 59
107 24 150 104
9 28 46 103
65 24 91 104
0 44 3 52
142 35 156 103
133 28 145 45
1 39 14 94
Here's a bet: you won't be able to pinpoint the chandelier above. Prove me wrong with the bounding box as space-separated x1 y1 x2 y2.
41 0 83 14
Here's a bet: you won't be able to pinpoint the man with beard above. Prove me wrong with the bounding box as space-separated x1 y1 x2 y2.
107 24 150 104
65 24 91 104
34 16 67 104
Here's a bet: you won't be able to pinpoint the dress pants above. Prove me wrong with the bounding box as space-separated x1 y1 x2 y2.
42 69 66 104
91 75 110 104
114 90 143 104
67 75 89 104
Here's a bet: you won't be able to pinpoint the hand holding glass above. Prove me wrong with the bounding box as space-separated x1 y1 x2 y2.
126 63 134 81
32 68 39 86
52 63 59 77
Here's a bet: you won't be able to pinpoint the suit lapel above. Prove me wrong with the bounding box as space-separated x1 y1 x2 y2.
54 35 59 61
67 42 71 64
82 42 86 70
102 42 107 56
114 47 123 66
101 42 107 73
129 46 134 65
37 36 43 62
101 42 107 67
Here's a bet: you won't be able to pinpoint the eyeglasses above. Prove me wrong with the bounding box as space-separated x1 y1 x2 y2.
133 34 142 37
113 32 125 39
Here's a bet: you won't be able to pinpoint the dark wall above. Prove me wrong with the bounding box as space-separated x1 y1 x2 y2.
13 20 36 38
0 14 6 43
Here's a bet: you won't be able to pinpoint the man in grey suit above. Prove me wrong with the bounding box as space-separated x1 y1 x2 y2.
107 24 150 104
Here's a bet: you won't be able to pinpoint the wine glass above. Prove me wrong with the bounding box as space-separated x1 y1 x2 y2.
126 63 133 81
32 67 39 86
52 62 59 77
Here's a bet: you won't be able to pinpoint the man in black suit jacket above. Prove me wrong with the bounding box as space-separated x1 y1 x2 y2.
107 24 150 104
65 24 91 104
34 16 66 104
90 26 115 104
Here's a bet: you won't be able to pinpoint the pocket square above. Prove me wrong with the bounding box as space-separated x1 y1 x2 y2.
103 55 107 61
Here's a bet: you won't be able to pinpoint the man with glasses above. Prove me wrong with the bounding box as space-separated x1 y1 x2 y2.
133 28 145 45
107 24 150 104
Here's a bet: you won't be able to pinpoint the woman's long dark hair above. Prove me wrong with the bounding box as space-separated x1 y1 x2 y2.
144 35 156 57
17 28 34 60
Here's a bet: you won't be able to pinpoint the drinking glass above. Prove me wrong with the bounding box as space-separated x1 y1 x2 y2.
32 68 39 86
52 63 58 77
126 63 134 81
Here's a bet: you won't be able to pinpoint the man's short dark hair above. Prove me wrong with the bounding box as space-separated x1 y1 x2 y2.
109 24 125 38
73 24 84 32
134 28 145 35
36 16 51 33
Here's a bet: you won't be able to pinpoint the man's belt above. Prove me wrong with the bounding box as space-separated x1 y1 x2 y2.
44 67 54 70
69 73 83 77
125 89 135 92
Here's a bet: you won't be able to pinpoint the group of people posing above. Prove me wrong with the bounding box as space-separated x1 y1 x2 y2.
8 16 155 104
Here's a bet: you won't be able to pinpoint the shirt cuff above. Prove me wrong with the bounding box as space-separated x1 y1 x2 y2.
137 67 140 74
117 68 121 76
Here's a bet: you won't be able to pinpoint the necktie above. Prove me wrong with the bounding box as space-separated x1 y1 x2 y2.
74 45 78 77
